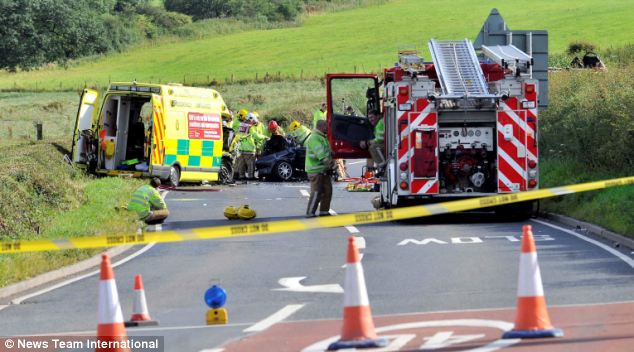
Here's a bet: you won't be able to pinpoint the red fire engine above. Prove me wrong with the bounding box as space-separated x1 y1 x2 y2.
326 9 548 217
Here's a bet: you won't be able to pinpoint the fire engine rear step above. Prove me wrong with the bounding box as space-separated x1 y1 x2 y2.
429 39 492 97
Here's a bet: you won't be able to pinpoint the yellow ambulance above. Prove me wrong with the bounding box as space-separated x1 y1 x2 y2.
71 82 233 186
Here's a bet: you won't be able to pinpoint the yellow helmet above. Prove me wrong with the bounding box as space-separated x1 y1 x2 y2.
289 120 301 132
237 205 256 220
223 206 239 220
238 109 249 121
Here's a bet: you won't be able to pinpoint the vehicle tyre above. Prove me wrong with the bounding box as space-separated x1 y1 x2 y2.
167 165 180 187
274 161 293 181
219 158 234 184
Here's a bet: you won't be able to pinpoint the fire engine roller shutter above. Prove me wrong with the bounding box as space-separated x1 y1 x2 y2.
413 130 437 177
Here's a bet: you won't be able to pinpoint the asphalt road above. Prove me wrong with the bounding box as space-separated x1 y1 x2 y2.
1 162 633 351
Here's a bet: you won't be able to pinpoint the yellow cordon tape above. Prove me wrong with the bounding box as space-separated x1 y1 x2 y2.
1 176 633 254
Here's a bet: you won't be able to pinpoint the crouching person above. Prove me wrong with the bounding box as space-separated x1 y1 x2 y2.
128 177 169 224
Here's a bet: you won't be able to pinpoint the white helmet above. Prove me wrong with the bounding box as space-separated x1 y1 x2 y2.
246 112 256 121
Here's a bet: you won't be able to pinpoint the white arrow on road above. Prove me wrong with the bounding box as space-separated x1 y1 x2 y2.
273 277 343 293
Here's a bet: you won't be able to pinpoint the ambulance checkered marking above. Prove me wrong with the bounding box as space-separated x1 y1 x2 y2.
164 140 221 167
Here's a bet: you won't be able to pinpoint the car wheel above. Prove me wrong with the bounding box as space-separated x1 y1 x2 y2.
219 159 234 184
168 165 180 187
274 161 293 181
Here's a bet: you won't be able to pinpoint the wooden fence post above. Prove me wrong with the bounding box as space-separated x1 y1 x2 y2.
35 122 43 141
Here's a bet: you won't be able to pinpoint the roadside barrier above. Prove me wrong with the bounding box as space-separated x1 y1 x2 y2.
0 176 632 254
502 225 564 339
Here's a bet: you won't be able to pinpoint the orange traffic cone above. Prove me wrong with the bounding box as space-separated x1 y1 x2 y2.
328 237 387 350
96 254 131 351
502 225 563 339
125 275 158 327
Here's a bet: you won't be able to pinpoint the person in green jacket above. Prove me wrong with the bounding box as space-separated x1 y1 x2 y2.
312 102 327 129
128 178 169 224
360 109 386 174
305 119 335 217
231 116 266 179
288 120 311 146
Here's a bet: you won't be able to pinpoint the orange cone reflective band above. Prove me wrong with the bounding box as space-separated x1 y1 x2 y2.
97 254 131 351
502 225 563 339
125 275 158 327
328 237 387 350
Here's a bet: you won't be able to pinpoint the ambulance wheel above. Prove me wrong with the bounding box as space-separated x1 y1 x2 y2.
274 161 293 181
220 159 233 184
168 165 180 187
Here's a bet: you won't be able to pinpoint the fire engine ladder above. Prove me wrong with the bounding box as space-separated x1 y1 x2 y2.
429 39 492 97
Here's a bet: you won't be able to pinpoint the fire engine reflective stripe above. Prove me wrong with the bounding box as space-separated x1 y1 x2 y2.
0 177 633 254
399 103 434 141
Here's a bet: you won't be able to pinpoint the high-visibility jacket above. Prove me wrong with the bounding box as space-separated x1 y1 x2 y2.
289 125 311 145
231 118 242 132
374 117 385 144
305 130 332 174
312 109 326 129
128 185 167 220
231 122 265 153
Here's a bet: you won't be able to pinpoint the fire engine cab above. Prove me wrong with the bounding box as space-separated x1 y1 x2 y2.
326 9 548 217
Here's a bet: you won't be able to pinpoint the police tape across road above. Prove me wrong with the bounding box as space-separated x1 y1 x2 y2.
1 176 633 254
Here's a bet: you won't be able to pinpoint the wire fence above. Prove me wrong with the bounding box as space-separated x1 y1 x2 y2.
0 65 387 93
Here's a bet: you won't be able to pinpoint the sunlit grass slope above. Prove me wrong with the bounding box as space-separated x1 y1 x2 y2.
1 0 633 90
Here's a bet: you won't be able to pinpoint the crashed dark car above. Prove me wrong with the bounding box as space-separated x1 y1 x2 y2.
256 137 306 181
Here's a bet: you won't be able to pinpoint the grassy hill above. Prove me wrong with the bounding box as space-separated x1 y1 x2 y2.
2 0 634 90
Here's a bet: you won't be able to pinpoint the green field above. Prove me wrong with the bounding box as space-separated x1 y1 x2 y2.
2 0 634 90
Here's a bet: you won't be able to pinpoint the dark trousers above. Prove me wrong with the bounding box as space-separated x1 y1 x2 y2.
306 173 333 216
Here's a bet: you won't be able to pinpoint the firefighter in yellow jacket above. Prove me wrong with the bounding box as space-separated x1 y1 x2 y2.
231 115 266 179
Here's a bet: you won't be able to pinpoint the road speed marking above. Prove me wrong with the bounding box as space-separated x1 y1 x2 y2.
398 235 554 246
302 319 520 351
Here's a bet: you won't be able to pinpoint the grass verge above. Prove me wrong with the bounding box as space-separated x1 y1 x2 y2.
0 141 142 287
539 158 634 238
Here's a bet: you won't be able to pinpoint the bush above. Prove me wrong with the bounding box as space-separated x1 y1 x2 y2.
137 4 192 32
541 65 634 172
567 40 596 55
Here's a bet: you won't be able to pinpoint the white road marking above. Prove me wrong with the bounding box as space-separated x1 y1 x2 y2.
328 209 360 234
347 160 366 165
273 277 343 293
302 319 520 352
532 219 634 269
10 243 156 305
300 189 310 197
285 185 310 188
243 304 305 332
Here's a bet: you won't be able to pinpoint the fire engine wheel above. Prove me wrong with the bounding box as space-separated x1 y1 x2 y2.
274 161 293 181
219 159 234 184
168 165 180 187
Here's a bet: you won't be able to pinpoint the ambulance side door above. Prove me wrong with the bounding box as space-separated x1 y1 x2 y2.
71 89 100 167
